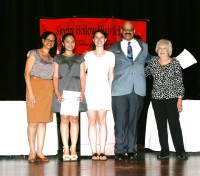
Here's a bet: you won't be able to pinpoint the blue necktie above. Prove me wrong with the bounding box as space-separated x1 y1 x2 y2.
127 42 133 64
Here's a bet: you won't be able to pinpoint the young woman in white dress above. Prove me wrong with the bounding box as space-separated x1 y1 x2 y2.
84 30 115 160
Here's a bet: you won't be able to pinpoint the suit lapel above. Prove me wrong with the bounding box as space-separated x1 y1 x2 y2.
133 39 144 62
115 41 131 63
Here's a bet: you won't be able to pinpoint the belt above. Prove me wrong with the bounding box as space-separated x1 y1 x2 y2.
30 76 52 80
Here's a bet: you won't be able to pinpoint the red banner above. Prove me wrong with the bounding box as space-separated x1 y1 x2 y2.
40 18 147 54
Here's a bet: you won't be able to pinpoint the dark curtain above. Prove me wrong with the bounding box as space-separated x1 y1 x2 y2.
2 0 200 143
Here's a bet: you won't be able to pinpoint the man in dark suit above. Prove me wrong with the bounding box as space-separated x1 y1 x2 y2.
110 21 150 160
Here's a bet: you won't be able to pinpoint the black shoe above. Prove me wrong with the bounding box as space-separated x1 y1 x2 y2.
127 153 137 160
157 153 169 160
115 153 125 160
176 153 188 160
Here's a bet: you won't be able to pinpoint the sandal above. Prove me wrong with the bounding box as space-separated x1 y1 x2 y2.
70 145 78 161
71 154 78 161
63 146 71 162
99 153 107 161
92 153 99 160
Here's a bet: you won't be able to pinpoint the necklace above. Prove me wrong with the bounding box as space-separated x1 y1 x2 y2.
39 49 50 59
159 57 171 66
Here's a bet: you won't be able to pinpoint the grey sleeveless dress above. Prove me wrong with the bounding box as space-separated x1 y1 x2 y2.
52 54 87 113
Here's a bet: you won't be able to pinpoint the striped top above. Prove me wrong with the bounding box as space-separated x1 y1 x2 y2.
28 49 54 80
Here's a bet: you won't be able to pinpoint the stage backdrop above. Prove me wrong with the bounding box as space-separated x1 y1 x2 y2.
40 18 147 54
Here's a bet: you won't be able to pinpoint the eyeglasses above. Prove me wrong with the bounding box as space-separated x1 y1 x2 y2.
122 28 134 32
45 38 55 43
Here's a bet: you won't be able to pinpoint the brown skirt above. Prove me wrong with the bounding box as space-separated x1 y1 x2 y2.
26 76 53 123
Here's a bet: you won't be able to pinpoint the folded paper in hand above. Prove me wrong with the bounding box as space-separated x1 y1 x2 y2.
176 49 197 69
60 90 80 116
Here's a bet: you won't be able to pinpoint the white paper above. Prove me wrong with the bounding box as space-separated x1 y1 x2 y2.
60 90 80 116
176 49 197 69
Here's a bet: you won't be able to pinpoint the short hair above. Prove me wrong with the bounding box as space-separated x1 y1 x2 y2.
155 39 173 56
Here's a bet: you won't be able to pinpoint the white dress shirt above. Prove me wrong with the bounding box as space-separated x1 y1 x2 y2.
121 38 141 60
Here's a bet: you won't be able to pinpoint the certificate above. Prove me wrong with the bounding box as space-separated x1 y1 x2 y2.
60 90 80 116
176 49 197 69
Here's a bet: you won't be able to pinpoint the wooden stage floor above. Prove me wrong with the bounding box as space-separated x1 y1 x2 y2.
0 148 200 176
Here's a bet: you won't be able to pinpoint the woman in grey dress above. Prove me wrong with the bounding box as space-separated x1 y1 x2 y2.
53 33 86 161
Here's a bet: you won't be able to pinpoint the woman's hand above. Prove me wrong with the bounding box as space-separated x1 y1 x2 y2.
77 93 84 102
56 92 64 103
28 93 36 108
177 99 183 112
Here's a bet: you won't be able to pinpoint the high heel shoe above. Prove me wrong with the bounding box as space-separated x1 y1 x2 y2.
70 145 78 161
63 146 71 162
36 154 49 162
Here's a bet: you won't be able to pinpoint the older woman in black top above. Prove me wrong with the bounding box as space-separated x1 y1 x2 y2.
145 39 188 160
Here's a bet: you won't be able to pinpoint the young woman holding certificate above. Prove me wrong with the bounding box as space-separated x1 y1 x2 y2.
52 33 87 162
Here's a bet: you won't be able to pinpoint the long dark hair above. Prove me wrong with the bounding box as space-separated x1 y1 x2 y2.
60 33 75 54
38 31 57 56
92 29 108 50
